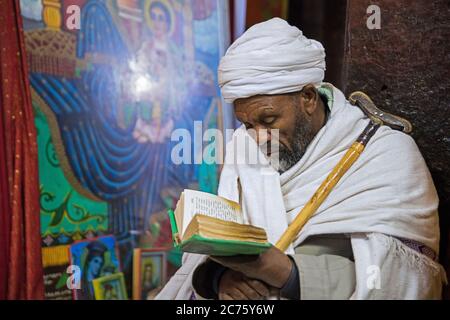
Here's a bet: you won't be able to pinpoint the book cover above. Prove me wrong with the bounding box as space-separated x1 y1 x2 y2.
169 190 272 256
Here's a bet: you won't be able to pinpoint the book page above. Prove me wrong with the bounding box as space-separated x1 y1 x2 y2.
181 190 243 236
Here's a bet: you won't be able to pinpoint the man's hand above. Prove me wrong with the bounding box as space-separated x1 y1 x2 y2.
211 246 293 288
218 269 271 300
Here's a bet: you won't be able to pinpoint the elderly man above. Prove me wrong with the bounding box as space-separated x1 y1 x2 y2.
157 18 446 300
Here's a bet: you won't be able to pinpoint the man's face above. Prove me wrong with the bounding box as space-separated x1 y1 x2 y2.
234 93 317 173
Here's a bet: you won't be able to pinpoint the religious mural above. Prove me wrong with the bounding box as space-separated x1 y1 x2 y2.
21 0 229 298
34 102 108 247
69 235 121 300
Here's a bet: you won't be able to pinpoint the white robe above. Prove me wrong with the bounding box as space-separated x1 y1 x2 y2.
157 84 446 300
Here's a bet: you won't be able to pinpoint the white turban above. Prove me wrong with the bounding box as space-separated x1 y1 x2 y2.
218 18 326 103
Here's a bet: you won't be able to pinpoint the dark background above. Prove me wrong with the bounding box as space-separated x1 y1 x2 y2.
288 0 449 298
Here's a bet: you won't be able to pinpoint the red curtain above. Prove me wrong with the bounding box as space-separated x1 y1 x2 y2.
0 0 44 299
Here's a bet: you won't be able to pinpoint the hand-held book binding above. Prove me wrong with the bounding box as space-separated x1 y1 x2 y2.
169 190 271 256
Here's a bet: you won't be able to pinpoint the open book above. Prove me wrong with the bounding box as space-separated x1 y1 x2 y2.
169 189 271 256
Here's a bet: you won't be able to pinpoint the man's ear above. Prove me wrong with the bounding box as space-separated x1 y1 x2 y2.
300 84 319 116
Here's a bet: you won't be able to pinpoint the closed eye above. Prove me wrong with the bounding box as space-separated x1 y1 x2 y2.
262 116 276 125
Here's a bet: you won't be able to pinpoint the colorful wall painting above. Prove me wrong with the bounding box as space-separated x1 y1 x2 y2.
35 102 108 247
92 272 128 300
21 0 230 299
42 245 73 300
69 235 121 300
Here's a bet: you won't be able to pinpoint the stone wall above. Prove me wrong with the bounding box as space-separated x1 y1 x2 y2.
343 0 449 297
289 0 450 298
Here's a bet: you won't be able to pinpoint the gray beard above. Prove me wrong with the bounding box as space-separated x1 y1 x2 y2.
277 114 316 174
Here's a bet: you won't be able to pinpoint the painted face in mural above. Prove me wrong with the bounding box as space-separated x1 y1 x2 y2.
143 263 154 283
150 3 171 39
84 241 107 281
103 283 118 299
88 256 103 277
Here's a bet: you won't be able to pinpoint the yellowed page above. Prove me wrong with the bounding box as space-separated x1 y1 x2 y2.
181 189 242 236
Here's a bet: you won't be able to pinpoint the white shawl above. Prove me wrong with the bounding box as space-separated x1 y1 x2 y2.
157 85 446 300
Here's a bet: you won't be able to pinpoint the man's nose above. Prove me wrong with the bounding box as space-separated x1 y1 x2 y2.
248 127 271 146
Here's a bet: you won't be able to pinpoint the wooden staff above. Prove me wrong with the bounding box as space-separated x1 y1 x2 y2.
275 121 380 250
275 91 413 251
